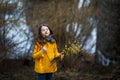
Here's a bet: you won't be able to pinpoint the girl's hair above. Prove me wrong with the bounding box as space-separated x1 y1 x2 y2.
37 24 55 45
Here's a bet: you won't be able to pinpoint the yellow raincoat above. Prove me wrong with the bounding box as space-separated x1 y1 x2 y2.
32 41 60 73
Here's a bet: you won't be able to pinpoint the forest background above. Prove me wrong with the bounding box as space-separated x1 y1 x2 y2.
0 0 120 80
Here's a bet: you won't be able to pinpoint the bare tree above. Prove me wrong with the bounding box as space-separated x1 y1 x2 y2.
0 0 34 62
95 0 120 66
25 0 97 53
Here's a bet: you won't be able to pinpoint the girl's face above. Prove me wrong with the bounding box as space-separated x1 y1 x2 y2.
41 26 50 37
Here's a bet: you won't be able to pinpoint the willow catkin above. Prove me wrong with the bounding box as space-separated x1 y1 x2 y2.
62 41 82 55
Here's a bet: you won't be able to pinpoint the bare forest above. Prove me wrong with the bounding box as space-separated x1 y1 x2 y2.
0 0 120 80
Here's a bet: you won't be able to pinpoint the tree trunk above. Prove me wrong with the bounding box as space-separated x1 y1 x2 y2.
96 0 120 66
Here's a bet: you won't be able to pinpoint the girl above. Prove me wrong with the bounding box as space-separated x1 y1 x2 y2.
32 24 64 80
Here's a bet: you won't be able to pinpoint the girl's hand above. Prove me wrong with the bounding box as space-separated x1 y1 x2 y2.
41 45 47 52
60 54 64 61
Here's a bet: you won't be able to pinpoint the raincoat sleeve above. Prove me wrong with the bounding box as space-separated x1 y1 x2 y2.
54 43 60 58
32 42 44 59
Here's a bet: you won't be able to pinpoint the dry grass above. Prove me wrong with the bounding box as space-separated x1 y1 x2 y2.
0 56 119 80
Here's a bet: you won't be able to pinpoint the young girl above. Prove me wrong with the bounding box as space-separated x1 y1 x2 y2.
32 24 64 80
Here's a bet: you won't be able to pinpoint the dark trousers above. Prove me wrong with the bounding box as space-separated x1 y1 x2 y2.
38 73 53 80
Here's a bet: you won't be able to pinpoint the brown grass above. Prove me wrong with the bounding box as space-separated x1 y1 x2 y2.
0 54 119 80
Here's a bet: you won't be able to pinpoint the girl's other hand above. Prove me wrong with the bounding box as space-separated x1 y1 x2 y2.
41 45 47 53
60 54 64 61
